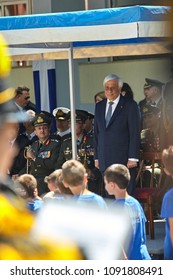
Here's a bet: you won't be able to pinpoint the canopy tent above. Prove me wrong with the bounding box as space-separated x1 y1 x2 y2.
0 5 170 61
0 5 170 158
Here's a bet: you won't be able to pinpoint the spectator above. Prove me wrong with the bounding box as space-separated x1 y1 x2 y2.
62 159 107 209
104 163 151 260
16 174 43 212
22 109 38 142
43 169 72 200
161 146 173 259
94 91 105 103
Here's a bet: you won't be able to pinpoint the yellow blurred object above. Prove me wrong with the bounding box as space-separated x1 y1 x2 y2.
0 237 84 260
0 87 15 104
0 33 11 77
0 194 34 238
0 194 84 260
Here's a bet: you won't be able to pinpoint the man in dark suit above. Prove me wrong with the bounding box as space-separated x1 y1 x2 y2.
94 74 140 196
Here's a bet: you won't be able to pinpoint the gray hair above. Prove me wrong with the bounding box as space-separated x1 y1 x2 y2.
103 74 123 88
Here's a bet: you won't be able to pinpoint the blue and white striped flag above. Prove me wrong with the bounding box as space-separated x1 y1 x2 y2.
32 60 57 113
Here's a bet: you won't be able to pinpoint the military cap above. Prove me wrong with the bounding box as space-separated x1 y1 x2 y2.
144 78 164 89
86 111 94 119
142 104 160 116
67 109 88 122
32 113 52 127
39 110 53 120
75 109 94 120
52 107 70 120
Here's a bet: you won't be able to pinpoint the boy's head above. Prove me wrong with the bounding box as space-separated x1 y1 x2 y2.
62 159 87 188
45 169 72 195
162 145 173 177
16 174 38 199
104 164 130 194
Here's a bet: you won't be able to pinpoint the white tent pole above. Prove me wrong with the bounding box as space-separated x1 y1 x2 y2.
85 0 88 10
68 43 77 159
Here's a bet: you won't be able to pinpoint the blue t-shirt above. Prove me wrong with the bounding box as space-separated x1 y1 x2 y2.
113 196 151 260
27 199 44 212
74 193 107 209
161 187 173 260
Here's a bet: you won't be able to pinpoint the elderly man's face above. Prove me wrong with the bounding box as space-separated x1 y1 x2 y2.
104 79 121 101
34 125 50 141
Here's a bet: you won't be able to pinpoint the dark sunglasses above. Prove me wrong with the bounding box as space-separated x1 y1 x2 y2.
24 96 30 100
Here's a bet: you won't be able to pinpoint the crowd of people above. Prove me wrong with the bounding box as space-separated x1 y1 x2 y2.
1 32 173 260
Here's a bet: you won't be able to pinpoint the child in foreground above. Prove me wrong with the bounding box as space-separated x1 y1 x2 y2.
161 145 173 260
62 159 107 209
104 163 151 260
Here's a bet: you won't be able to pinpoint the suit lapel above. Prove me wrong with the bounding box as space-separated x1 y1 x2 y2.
107 95 125 127
98 99 107 127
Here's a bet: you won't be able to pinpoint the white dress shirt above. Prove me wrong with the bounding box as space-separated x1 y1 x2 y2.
105 95 120 118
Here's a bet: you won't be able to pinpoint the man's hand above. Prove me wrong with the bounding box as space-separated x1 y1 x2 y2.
127 160 137 169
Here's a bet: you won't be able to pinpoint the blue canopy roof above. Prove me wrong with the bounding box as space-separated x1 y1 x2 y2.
0 5 170 60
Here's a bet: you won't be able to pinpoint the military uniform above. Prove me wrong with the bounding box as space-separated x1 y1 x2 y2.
21 113 61 196
140 104 163 188
51 107 71 142
56 110 103 195
27 138 61 195
141 105 163 152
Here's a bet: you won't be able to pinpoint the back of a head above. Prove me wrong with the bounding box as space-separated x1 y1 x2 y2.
104 164 130 189
45 169 72 195
16 174 37 199
62 159 86 187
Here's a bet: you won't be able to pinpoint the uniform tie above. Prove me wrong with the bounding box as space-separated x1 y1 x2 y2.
105 101 113 127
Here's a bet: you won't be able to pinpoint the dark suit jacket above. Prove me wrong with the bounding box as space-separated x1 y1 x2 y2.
10 134 30 175
94 95 140 172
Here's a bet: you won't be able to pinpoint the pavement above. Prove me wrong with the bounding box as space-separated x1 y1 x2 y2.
146 219 165 259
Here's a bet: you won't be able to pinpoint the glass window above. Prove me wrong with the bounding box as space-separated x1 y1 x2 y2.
0 0 31 16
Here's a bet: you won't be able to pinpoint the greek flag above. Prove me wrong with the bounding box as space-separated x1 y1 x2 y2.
32 60 57 113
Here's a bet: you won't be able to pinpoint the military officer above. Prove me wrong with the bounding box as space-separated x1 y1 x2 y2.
140 104 161 152
83 111 94 136
55 110 103 195
140 104 165 188
51 107 71 142
23 112 61 196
